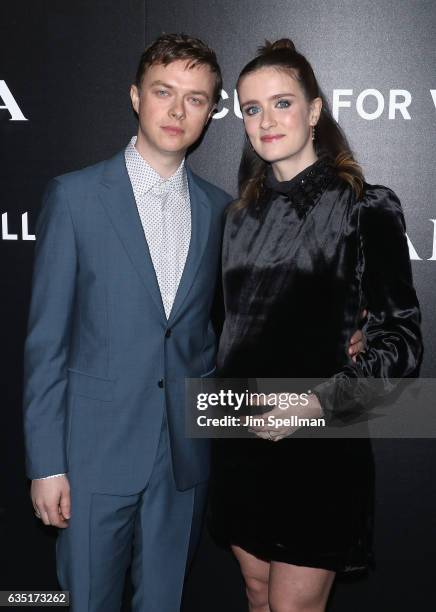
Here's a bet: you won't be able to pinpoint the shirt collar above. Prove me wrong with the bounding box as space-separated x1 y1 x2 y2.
124 136 188 200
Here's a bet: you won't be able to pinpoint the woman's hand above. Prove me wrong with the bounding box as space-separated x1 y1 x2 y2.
249 394 324 442
348 309 368 362
250 309 367 441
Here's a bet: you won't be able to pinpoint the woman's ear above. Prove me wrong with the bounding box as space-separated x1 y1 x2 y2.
310 97 322 126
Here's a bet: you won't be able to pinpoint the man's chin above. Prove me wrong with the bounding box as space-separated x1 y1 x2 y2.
160 145 189 156
157 140 192 156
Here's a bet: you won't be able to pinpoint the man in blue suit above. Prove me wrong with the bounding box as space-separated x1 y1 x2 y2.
23 34 231 611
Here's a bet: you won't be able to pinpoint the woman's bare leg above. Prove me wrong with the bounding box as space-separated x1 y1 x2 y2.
268 561 335 612
232 545 271 612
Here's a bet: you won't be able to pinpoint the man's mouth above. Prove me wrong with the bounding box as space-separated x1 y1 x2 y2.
161 126 184 135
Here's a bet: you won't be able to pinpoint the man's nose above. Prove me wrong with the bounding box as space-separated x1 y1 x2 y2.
169 98 185 120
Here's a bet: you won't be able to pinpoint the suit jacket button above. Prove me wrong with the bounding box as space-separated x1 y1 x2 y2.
165 328 172 338
158 379 164 388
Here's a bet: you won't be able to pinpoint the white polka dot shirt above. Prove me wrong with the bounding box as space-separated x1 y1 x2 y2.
125 135 191 319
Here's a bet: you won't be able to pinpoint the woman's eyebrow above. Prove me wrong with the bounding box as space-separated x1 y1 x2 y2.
240 92 296 106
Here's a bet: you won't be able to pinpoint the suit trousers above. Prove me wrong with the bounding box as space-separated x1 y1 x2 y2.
56 411 208 612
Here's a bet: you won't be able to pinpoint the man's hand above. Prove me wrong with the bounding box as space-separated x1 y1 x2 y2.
31 475 71 528
348 309 368 362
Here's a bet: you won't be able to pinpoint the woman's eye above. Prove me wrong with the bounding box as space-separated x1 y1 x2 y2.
276 99 291 109
243 106 260 116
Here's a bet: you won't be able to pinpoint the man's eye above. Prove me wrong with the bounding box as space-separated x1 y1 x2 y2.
190 97 202 105
276 99 291 108
243 106 260 116
156 89 169 96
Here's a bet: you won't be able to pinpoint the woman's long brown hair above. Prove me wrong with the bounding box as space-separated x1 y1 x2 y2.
236 39 364 209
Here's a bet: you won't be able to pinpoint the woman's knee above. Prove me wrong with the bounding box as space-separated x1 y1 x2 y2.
269 584 329 612
268 567 333 612
231 545 270 609
245 576 269 608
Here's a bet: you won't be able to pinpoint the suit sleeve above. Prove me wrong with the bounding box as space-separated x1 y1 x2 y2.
314 186 423 422
23 179 77 479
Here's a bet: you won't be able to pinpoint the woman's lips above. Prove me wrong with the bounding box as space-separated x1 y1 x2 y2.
260 134 285 142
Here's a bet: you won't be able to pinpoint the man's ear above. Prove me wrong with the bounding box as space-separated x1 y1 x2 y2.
130 84 140 114
206 103 217 124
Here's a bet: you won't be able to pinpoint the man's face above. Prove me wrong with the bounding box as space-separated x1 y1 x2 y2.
130 59 216 159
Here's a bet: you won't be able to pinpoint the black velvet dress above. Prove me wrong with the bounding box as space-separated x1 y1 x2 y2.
208 158 422 572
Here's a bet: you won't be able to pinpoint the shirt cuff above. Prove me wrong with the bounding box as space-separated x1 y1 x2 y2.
34 473 67 480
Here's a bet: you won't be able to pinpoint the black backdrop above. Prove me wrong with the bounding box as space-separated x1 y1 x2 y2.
2 2 436 610
1 0 144 596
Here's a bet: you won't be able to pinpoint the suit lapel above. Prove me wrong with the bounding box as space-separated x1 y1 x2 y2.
168 167 212 324
98 151 166 320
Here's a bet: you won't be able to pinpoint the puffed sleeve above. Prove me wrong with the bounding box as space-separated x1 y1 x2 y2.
314 185 423 422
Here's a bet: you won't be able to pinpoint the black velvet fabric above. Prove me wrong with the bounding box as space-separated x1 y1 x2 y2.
208 158 422 572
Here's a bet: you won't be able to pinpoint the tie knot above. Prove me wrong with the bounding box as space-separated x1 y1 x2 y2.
151 181 172 197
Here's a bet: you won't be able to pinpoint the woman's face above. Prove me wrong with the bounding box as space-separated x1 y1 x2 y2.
238 67 321 168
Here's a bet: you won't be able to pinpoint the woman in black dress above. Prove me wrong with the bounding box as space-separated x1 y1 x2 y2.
208 39 422 611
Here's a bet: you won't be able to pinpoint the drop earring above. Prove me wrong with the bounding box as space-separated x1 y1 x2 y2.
312 125 316 141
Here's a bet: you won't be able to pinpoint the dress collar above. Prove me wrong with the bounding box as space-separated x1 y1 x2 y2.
263 157 335 218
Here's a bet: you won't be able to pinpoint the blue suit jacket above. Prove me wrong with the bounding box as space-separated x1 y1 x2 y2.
23 150 231 493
